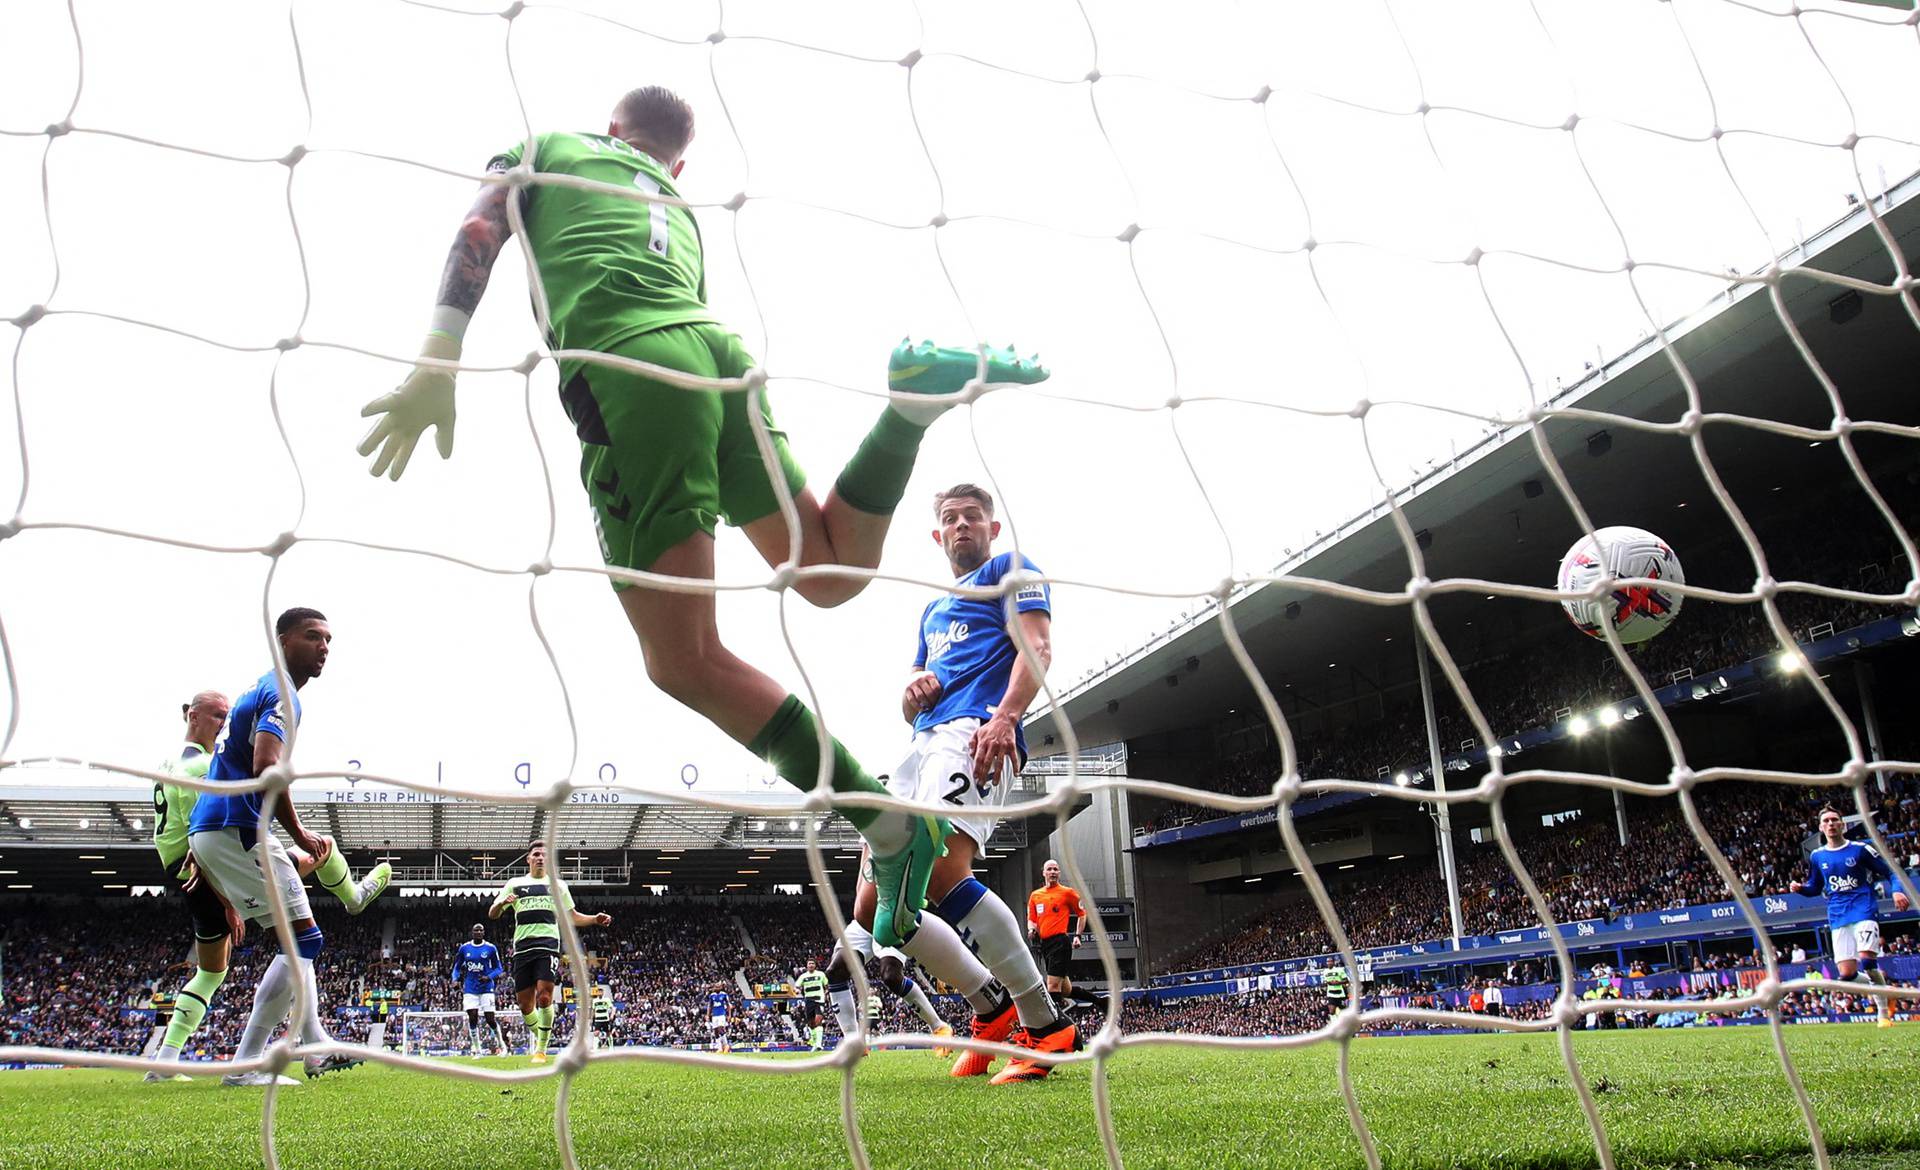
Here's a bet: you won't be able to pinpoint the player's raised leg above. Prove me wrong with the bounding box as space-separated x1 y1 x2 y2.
615 533 944 947
299 840 392 916
737 340 1048 610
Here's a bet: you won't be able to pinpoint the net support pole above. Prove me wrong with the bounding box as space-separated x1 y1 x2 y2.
1415 634 1466 947
1854 661 1889 793
1604 735 1629 846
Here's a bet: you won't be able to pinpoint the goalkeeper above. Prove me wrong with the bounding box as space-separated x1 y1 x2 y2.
360 86 1045 962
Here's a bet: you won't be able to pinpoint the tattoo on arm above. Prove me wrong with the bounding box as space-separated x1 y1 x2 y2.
437 184 514 315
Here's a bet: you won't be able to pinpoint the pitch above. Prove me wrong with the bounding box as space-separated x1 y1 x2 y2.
4 1027 1917 1170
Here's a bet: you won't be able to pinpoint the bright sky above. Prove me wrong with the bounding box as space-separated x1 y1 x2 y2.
2 0 1916 800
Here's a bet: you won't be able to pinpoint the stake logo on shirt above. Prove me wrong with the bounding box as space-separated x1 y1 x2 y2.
924 620 971 665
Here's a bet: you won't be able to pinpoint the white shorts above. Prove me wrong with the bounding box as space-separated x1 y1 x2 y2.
463 992 497 1012
839 917 906 964
1831 919 1882 964
886 717 1012 851
187 827 312 926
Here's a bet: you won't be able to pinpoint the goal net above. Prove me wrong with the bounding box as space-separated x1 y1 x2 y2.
399 1009 528 1058
4 2 1920 1170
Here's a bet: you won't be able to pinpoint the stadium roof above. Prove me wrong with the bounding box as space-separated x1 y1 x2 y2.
0 774 1055 893
1028 171 1920 753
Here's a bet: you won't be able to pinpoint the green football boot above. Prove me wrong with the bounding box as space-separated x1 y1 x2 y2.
869 812 953 949
887 339 1048 423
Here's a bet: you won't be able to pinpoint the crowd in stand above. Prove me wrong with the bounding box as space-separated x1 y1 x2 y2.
738 904 831 993
0 899 380 1058
1173 773 1919 972
1125 966 1907 1038
0 890 964 1058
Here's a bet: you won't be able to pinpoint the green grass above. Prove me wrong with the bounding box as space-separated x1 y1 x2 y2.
2 1026 1916 1169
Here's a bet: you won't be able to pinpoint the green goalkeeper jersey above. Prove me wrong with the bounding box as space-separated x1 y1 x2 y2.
498 872 574 954
153 743 211 875
486 132 718 367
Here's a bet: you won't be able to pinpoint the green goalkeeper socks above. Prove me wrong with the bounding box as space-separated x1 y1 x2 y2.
311 846 357 908
747 695 895 838
159 967 227 1057
833 408 928 516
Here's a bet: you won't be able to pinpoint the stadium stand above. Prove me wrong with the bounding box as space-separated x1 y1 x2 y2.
1159 775 1918 973
0 893 973 1057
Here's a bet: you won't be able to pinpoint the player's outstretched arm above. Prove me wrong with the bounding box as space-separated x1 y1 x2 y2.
358 182 514 481
571 910 612 927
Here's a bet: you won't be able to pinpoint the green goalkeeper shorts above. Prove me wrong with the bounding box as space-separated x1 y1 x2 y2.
561 323 806 581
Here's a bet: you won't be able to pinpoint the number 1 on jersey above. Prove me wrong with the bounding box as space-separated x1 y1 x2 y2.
632 172 670 258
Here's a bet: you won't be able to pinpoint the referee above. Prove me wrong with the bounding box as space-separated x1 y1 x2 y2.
1025 859 1086 999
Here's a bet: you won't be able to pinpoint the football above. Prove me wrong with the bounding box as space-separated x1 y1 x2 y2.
1557 526 1685 644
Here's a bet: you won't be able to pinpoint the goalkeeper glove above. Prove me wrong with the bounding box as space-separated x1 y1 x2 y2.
359 331 460 480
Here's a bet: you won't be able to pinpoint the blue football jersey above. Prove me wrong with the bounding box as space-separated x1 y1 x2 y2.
708 992 730 1020
187 671 300 836
1806 840 1892 928
454 941 503 993
913 552 1051 752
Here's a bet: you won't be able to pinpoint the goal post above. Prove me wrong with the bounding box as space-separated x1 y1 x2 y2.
400 1010 528 1058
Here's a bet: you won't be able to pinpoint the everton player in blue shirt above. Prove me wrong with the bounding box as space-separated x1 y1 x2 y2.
1789 805 1911 1027
186 607 389 1084
707 990 732 1053
453 923 506 1056
846 483 1075 1084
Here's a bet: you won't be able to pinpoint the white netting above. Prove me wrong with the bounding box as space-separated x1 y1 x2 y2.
5 3 1920 1170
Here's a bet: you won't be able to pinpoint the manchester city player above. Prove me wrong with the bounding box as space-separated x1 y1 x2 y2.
358 84 1045 968
1789 806 1912 1027
186 608 389 1084
851 483 1075 1084
488 841 611 1063
144 690 240 1081
793 958 830 1050
453 923 506 1056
